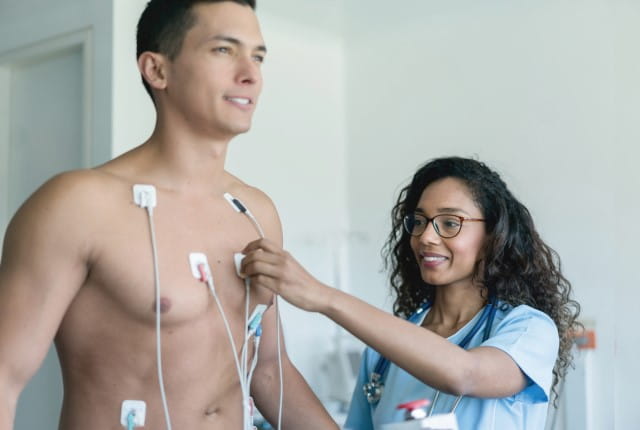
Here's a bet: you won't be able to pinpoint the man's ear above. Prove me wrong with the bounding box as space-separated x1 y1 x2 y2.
138 52 169 92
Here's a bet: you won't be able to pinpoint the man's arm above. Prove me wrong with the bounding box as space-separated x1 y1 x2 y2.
239 187 337 429
0 172 93 428
250 308 338 430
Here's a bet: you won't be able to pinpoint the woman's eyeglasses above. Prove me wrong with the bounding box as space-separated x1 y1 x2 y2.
403 213 485 239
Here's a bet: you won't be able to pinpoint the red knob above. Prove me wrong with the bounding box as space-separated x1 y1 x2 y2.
396 399 430 411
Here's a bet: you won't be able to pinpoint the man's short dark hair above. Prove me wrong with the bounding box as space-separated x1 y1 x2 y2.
136 0 257 100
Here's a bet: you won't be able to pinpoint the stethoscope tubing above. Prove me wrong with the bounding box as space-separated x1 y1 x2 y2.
365 300 498 406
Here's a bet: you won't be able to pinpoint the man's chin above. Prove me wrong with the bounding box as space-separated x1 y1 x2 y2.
235 124 251 135
212 122 252 140
229 118 253 133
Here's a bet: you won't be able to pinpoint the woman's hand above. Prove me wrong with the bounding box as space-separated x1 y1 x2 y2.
241 238 333 313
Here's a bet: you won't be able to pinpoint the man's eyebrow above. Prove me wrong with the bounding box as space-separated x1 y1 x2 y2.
205 35 267 53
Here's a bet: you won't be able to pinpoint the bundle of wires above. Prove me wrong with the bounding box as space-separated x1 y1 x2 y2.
139 187 284 430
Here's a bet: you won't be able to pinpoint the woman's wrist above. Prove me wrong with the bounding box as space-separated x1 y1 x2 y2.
317 284 343 317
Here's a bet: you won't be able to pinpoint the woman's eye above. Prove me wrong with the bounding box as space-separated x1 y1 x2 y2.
214 47 230 54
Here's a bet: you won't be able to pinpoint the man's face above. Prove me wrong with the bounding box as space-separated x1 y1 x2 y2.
163 2 266 140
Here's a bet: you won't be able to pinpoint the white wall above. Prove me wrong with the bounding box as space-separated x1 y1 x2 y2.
111 0 156 156
0 0 113 165
3 0 639 427
344 0 639 428
611 1 640 428
0 1 115 428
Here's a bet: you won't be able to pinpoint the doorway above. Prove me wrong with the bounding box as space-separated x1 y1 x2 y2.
0 30 91 429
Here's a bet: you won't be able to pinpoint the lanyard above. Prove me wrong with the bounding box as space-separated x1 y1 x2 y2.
363 301 497 405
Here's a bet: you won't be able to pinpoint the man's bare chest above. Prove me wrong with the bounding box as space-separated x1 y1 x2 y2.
84 190 268 327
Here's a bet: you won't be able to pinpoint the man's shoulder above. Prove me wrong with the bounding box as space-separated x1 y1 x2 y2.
224 173 277 212
224 173 282 241
31 168 125 205
2 169 127 257
10 168 127 227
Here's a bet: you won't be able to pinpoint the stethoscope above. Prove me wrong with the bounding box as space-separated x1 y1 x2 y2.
363 300 498 415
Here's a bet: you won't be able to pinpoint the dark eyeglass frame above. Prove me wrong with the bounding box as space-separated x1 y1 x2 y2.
403 213 485 239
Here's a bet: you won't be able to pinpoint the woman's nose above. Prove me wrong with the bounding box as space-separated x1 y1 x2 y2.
418 220 441 244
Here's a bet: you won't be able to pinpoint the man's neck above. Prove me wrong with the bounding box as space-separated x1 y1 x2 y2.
134 125 233 195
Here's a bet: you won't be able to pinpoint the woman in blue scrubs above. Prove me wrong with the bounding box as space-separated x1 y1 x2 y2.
241 157 581 429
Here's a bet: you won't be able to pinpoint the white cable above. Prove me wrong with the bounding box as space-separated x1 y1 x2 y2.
146 207 173 430
245 208 282 430
204 276 247 391
223 193 265 240
244 279 250 374
241 279 251 429
142 189 264 430
275 297 283 430
241 279 251 383
204 274 250 430
225 193 283 430
247 336 261 388
244 206 282 430
245 211 265 239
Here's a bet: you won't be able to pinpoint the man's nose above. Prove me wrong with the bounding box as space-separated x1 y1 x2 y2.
236 55 261 85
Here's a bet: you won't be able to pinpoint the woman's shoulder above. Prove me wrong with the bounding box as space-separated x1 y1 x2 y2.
486 302 560 403
494 301 557 333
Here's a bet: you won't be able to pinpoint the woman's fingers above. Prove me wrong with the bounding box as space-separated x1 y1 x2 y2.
242 238 280 255
241 240 288 294
253 274 289 298
243 258 281 284
242 249 282 276
240 239 324 311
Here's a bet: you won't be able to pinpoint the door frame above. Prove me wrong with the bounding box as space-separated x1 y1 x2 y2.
0 29 93 235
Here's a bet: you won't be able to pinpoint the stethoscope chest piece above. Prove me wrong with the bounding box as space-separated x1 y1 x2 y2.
364 372 384 404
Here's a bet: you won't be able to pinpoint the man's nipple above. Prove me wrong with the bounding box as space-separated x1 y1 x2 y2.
152 297 172 314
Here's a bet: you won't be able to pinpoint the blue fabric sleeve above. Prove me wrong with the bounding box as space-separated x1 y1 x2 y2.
481 305 559 403
344 348 374 430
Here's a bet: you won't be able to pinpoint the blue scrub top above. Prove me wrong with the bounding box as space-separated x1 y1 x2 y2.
344 303 559 430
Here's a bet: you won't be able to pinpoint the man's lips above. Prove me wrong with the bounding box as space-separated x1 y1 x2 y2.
224 96 253 105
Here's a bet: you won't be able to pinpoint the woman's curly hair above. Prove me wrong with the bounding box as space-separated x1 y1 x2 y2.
382 156 581 404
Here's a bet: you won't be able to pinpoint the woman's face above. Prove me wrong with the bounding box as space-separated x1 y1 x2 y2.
409 177 487 290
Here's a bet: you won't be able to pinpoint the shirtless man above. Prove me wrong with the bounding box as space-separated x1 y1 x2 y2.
0 1 338 428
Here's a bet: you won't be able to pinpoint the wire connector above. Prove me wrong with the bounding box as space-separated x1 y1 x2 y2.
234 253 246 278
247 304 267 336
120 400 146 428
133 184 157 209
223 192 247 213
189 252 211 282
